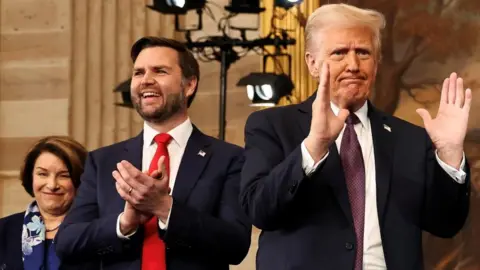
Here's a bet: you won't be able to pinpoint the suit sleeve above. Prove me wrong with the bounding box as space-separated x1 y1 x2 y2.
55 152 142 262
422 131 470 238
160 148 251 265
239 111 311 231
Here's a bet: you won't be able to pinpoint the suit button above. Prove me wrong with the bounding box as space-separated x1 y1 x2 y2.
345 242 354 250
289 184 297 194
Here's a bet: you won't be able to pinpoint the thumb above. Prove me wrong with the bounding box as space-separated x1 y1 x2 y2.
157 156 166 172
337 109 350 123
333 109 350 134
416 108 432 125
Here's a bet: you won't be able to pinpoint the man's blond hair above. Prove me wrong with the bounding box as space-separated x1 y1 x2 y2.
305 3 386 60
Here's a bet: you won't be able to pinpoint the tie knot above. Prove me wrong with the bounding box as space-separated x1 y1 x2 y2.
346 113 360 125
153 133 172 145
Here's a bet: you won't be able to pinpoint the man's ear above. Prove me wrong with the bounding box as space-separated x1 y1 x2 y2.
184 77 198 98
305 52 319 79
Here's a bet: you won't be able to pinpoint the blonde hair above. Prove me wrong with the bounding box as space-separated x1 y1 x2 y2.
305 3 386 60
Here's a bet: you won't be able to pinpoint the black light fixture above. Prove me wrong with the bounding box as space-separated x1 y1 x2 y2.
238 52 294 106
147 0 206 14
225 0 265 14
237 73 294 107
114 78 133 108
118 0 298 140
275 0 303 10
147 0 205 32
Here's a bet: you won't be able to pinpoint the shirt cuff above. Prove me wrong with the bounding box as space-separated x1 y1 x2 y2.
158 206 173 230
116 212 138 239
435 150 467 184
301 140 329 176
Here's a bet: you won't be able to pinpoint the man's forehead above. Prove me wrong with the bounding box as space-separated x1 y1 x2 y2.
319 27 374 44
329 40 373 47
134 47 179 66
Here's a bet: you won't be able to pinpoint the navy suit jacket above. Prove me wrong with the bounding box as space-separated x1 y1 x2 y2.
55 127 251 270
0 212 98 270
240 95 470 270
0 213 24 270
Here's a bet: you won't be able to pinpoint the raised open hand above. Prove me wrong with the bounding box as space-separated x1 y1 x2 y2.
304 62 350 162
416 72 472 169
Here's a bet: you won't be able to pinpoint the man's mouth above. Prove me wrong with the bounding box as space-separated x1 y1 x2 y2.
341 77 364 82
141 91 161 98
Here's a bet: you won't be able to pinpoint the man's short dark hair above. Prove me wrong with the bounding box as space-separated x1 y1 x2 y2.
131 36 200 108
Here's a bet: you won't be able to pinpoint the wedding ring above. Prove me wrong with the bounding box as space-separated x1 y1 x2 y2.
128 187 133 195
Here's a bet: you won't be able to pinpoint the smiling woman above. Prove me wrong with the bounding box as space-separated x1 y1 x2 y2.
0 136 94 270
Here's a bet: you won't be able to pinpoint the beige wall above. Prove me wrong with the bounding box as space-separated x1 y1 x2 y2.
0 0 258 211
0 0 259 268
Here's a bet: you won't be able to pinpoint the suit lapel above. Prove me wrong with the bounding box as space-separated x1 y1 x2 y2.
172 126 212 204
323 144 354 224
124 132 143 171
297 94 353 224
120 132 144 208
296 93 315 137
368 103 393 227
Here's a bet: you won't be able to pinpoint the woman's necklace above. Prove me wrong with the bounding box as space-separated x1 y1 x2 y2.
45 224 60 232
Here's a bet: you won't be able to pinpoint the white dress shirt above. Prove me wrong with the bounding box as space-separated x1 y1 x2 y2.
300 101 466 269
116 118 193 238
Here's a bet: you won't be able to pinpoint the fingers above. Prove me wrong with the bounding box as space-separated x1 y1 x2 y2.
156 156 170 192
117 161 147 188
114 175 134 203
337 109 350 123
455 77 464 107
448 72 457 104
463 88 472 113
416 108 432 126
315 62 330 107
443 72 471 110
113 161 149 200
440 78 448 104
156 156 167 179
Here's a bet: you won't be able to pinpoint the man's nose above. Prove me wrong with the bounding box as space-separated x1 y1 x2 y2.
141 71 155 85
346 52 360 73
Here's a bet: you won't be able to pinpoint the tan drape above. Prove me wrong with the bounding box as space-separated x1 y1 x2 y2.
69 0 178 150
260 0 320 105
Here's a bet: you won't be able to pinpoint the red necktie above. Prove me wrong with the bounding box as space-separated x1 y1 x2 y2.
141 133 172 270
340 114 365 270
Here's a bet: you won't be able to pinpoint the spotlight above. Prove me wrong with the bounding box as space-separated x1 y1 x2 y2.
114 78 133 108
275 0 303 10
147 0 206 14
225 0 265 14
237 73 294 107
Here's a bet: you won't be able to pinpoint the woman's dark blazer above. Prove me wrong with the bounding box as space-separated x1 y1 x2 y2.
0 211 99 270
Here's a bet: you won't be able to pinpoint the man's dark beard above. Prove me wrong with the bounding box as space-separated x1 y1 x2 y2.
133 91 186 124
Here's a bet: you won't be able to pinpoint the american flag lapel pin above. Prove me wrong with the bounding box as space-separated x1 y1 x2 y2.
383 124 391 132
198 150 206 157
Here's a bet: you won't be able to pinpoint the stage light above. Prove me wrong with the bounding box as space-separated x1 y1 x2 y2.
113 78 133 108
167 0 185 8
225 0 265 14
275 0 303 10
237 72 294 107
147 0 206 14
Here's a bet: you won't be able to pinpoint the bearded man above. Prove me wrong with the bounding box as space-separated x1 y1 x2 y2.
56 36 251 270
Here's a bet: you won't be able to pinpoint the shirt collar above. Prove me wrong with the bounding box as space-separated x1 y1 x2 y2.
330 100 369 127
143 118 193 149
